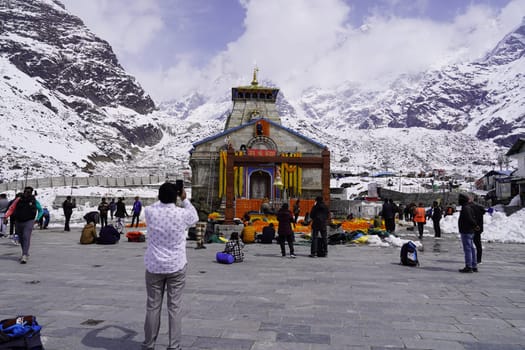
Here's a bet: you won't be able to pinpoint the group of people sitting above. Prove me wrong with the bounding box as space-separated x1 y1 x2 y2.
80 219 120 245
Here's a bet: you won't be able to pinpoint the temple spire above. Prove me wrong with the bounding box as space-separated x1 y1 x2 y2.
251 66 259 86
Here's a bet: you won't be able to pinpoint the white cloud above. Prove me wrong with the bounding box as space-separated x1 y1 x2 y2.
60 0 164 55
60 0 525 102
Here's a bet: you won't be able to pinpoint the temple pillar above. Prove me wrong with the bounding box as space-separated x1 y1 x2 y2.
224 146 235 224
322 147 331 206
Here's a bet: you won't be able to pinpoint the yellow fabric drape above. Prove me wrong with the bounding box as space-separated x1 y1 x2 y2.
279 153 302 196
218 151 227 198
239 166 244 197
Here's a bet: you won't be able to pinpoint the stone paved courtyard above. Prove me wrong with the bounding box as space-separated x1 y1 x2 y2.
1 226 524 349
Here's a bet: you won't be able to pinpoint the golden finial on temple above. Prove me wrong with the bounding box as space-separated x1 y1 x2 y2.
251 66 259 86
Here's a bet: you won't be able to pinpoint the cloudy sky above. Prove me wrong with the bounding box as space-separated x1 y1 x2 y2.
60 0 525 102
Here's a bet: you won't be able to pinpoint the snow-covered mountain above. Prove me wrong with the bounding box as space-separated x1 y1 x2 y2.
0 0 166 180
0 1 522 182
161 18 525 174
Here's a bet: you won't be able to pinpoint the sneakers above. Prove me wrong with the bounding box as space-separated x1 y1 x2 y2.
308 254 316 258
20 255 28 264
458 267 473 273
290 254 296 258
472 267 478 272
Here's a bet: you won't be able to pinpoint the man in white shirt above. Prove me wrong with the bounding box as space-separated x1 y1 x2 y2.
142 182 198 350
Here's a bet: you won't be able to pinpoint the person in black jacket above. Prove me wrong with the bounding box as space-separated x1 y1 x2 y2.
457 194 479 273
431 201 442 238
114 197 129 226
62 196 76 231
257 223 275 244
276 203 295 258
309 196 329 258
98 197 109 227
471 202 485 264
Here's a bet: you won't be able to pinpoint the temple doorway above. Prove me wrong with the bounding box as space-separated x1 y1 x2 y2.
249 171 271 199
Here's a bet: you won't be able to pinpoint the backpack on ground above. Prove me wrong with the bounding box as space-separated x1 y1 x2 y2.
97 225 120 245
400 241 419 266
0 315 44 349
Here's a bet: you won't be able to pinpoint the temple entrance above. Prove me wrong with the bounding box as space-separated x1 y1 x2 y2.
249 171 271 199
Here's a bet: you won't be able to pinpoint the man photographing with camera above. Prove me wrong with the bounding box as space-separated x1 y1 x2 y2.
142 181 198 350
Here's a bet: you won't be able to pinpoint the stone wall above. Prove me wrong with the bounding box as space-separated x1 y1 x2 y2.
0 175 165 193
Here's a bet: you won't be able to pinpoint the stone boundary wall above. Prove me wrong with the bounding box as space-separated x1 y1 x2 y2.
0 175 168 193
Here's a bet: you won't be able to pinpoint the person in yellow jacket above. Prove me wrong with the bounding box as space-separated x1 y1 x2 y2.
80 222 98 244
240 221 256 243
413 203 426 239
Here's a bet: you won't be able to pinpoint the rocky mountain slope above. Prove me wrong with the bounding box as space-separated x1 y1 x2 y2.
0 0 163 179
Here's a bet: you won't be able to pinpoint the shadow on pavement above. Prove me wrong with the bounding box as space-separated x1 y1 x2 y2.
81 325 141 349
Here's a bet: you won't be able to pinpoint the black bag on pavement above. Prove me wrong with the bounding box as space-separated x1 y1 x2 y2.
400 241 419 266
0 315 44 350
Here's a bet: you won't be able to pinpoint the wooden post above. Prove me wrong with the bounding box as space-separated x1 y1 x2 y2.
224 146 235 224
322 147 331 206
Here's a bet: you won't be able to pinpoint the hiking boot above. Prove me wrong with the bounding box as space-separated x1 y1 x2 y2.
20 255 28 264
458 267 472 273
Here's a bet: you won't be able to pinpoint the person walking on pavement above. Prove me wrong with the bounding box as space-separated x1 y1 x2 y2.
413 203 426 239
432 201 443 238
115 197 129 227
0 193 9 237
142 182 198 350
7 193 21 240
458 193 479 273
381 198 396 233
471 201 486 264
309 196 329 258
131 196 143 228
276 203 295 258
109 198 116 220
4 187 43 264
98 197 109 228
62 195 76 232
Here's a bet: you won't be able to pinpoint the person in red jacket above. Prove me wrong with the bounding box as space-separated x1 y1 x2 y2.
413 203 426 239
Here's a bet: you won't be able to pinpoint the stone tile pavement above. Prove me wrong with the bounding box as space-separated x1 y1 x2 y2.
1 226 524 349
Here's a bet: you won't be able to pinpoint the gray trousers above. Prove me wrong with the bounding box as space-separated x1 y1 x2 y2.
142 265 186 350
15 220 34 256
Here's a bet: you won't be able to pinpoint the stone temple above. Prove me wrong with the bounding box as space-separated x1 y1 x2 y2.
189 69 330 223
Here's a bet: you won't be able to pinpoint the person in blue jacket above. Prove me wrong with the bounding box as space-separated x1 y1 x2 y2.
38 207 50 229
131 196 142 228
